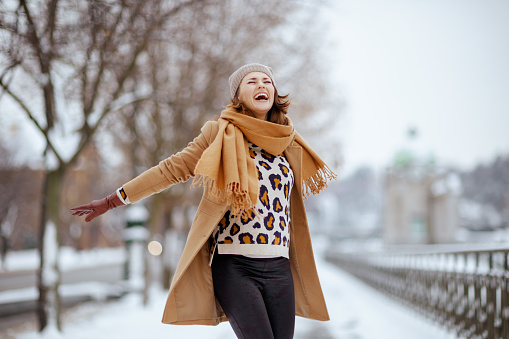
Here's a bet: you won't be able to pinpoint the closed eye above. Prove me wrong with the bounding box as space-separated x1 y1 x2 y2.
245 77 272 84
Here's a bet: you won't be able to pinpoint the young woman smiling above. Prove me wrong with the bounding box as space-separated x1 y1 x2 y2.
72 63 336 339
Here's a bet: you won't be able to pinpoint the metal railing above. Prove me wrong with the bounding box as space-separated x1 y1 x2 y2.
325 243 509 339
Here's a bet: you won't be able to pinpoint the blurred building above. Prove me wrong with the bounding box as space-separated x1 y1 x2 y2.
0 145 123 252
0 168 43 249
305 166 383 239
383 148 461 244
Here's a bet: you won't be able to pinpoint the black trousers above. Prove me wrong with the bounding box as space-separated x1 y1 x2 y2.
211 254 295 339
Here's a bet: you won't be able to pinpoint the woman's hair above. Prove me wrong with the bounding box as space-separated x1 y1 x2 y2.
229 87 290 125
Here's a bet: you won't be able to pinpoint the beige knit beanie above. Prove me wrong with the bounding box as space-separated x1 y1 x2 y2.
228 63 276 98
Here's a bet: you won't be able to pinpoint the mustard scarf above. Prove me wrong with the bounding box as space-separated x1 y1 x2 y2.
192 107 337 218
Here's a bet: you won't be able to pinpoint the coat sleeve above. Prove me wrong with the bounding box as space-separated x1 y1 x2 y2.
122 120 218 204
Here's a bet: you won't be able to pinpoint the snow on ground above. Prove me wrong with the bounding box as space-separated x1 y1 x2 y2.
1 247 126 272
0 282 119 305
10 236 456 339
0 246 126 304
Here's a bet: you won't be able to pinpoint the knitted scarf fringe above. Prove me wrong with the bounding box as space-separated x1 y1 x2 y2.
302 165 338 199
193 164 337 213
191 175 258 219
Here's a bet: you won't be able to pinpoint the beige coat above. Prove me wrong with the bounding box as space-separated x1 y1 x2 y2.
123 120 329 325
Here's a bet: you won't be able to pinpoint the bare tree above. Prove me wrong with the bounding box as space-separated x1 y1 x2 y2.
0 0 207 331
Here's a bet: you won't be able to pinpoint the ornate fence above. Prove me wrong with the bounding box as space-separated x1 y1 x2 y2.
325 244 509 339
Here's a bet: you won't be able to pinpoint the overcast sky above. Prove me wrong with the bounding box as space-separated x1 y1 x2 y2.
326 0 509 175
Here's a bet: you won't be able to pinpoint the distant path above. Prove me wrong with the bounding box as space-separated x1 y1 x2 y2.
0 261 125 330
0 263 124 292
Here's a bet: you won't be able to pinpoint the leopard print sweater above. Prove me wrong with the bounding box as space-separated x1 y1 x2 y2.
211 142 294 259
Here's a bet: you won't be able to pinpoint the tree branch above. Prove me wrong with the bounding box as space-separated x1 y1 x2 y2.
19 0 46 71
83 5 125 118
157 0 206 27
75 0 204 148
20 0 57 131
68 95 150 166
0 60 21 100
46 0 59 49
0 78 63 164
71 0 207 167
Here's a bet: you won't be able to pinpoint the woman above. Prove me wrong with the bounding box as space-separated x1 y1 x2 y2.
72 63 336 339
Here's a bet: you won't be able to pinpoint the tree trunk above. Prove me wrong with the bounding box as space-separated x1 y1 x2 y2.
162 208 174 291
37 167 64 331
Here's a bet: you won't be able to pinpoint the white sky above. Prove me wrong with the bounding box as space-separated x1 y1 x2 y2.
326 0 509 175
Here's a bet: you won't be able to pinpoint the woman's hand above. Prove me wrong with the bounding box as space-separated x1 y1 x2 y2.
71 192 124 222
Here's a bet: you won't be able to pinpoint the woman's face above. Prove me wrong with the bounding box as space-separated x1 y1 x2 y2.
237 71 275 120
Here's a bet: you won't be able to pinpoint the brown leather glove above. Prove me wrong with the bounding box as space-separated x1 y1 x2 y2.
71 192 125 222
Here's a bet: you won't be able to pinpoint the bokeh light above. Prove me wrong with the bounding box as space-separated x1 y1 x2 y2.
147 240 163 256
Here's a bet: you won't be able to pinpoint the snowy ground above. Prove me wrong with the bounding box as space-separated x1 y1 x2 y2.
4 238 457 339
1 247 126 273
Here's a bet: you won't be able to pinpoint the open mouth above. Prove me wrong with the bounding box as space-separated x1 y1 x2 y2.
254 93 269 101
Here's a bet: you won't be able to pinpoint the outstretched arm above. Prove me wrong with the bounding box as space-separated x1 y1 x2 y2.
71 120 218 222
122 120 217 203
